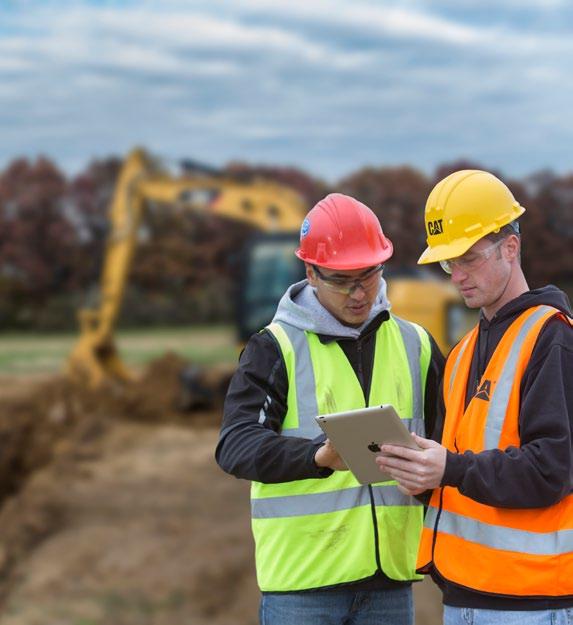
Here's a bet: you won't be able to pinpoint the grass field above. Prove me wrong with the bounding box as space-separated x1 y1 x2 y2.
0 325 237 375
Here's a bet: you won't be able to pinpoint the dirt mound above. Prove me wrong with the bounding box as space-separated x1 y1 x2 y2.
0 354 222 498
91 352 225 427
0 355 228 608
0 424 258 625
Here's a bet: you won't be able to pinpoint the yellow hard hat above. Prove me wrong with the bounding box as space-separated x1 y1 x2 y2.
418 170 525 265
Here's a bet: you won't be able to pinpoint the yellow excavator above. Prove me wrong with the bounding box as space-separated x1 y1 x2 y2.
67 148 307 388
67 148 476 395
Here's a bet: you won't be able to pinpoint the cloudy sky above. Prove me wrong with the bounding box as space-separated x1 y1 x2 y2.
1 0 572 181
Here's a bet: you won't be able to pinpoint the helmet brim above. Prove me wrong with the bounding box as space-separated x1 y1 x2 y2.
417 238 478 265
296 243 393 270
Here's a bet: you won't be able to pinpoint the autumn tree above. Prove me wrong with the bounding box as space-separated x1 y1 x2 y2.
0 157 77 326
338 166 431 268
67 156 122 287
522 174 573 288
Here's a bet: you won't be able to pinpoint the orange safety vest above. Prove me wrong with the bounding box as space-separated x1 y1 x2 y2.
417 304 573 597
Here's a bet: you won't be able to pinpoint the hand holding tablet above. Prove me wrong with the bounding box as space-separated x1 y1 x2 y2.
315 404 421 485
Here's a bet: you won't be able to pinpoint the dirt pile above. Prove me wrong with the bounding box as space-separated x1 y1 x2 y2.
0 353 221 507
0 355 228 612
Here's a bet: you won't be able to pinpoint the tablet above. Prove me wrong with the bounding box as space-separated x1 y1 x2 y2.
314 404 420 485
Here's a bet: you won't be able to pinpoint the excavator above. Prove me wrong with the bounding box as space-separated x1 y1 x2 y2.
67 148 307 389
67 148 477 399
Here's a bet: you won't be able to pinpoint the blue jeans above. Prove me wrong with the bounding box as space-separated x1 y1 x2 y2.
260 586 413 625
444 606 573 625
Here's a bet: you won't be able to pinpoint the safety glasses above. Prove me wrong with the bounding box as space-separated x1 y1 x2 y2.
313 264 384 295
440 240 504 275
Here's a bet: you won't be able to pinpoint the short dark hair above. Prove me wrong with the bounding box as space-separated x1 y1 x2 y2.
484 220 520 243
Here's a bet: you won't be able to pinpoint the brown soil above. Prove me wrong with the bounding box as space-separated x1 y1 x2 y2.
0 356 442 624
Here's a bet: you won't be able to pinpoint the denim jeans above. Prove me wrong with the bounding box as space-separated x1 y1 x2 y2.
444 605 573 625
259 586 413 625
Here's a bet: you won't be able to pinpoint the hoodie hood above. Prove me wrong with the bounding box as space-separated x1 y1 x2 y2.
486 284 573 324
473 284 572 392
272 278 391 339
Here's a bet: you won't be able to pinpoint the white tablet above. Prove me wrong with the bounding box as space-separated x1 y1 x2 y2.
315 404 420 485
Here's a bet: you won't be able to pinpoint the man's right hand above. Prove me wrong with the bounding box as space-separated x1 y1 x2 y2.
314 439 348 471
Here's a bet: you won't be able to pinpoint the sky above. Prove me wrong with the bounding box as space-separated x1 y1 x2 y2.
1 0 572 182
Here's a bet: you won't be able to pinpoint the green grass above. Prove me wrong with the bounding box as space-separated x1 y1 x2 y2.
0 325 237 375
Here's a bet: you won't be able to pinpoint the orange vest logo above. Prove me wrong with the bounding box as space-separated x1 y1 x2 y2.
474 379 491 401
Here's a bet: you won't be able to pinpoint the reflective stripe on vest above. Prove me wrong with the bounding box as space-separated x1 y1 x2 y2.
252 484 418 519
425 507 573 556
252 315 431 592
418 305 573 597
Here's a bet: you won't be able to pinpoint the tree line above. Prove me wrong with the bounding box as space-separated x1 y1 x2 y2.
0 154 571 331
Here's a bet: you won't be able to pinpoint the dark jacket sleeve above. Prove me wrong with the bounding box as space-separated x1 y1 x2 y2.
423 333 446 439
415 333 445 506
215 330 332 484
441 317 573 508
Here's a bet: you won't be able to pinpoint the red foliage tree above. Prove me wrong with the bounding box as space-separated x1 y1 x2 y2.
338 166 432 268
0 157 77 323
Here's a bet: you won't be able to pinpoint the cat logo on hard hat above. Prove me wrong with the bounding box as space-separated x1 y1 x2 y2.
428 219 444 236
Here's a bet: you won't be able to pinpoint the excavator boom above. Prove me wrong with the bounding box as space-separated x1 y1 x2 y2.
67 148 306 387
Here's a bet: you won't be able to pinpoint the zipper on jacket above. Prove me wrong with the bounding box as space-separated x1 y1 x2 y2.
368 484 383 572
356 338 365 402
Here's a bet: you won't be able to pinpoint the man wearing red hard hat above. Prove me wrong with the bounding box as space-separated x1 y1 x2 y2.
217 193 444 625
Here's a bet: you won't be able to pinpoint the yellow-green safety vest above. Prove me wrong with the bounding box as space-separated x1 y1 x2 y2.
251 315 431 591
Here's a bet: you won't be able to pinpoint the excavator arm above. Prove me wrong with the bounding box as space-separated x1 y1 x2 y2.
67 148 306 387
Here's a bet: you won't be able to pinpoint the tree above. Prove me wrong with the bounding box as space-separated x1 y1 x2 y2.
338 166 432 268
67 157 122 286
0 157 77 325
523 175 573 288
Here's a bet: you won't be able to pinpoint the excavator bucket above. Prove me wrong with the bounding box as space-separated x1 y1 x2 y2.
67 336 134 388
67 309 134 388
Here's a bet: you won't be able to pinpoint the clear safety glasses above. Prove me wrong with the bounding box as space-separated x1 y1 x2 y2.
440 240 504 275
313 264 384 295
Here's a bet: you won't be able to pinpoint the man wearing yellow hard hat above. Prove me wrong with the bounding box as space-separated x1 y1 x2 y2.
377 170 573 624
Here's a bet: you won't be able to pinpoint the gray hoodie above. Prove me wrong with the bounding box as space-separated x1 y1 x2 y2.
272 278 391 339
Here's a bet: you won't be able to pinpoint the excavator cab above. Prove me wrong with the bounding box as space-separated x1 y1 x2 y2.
178 232 304 410
235 232 305 342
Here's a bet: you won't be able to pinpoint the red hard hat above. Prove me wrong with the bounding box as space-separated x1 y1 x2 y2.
295 193 393 270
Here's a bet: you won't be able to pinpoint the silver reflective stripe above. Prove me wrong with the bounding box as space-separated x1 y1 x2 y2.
252 485 419 519
449 333 473 393
278 323 320 439
258 395 272 425
424 505 438 530
484 305 555 449
403 417 425 437
435 509 573 557
394 317 423 425
371 484 422 508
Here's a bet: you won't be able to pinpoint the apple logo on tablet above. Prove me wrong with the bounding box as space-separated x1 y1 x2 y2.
368 442 381 453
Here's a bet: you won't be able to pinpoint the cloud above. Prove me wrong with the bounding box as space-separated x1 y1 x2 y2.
0 0 572 180
1 4 372 78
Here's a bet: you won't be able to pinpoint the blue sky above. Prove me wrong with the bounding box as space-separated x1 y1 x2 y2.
1 0 572 181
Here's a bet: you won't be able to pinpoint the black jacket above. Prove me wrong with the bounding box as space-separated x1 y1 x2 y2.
430 285 573 610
